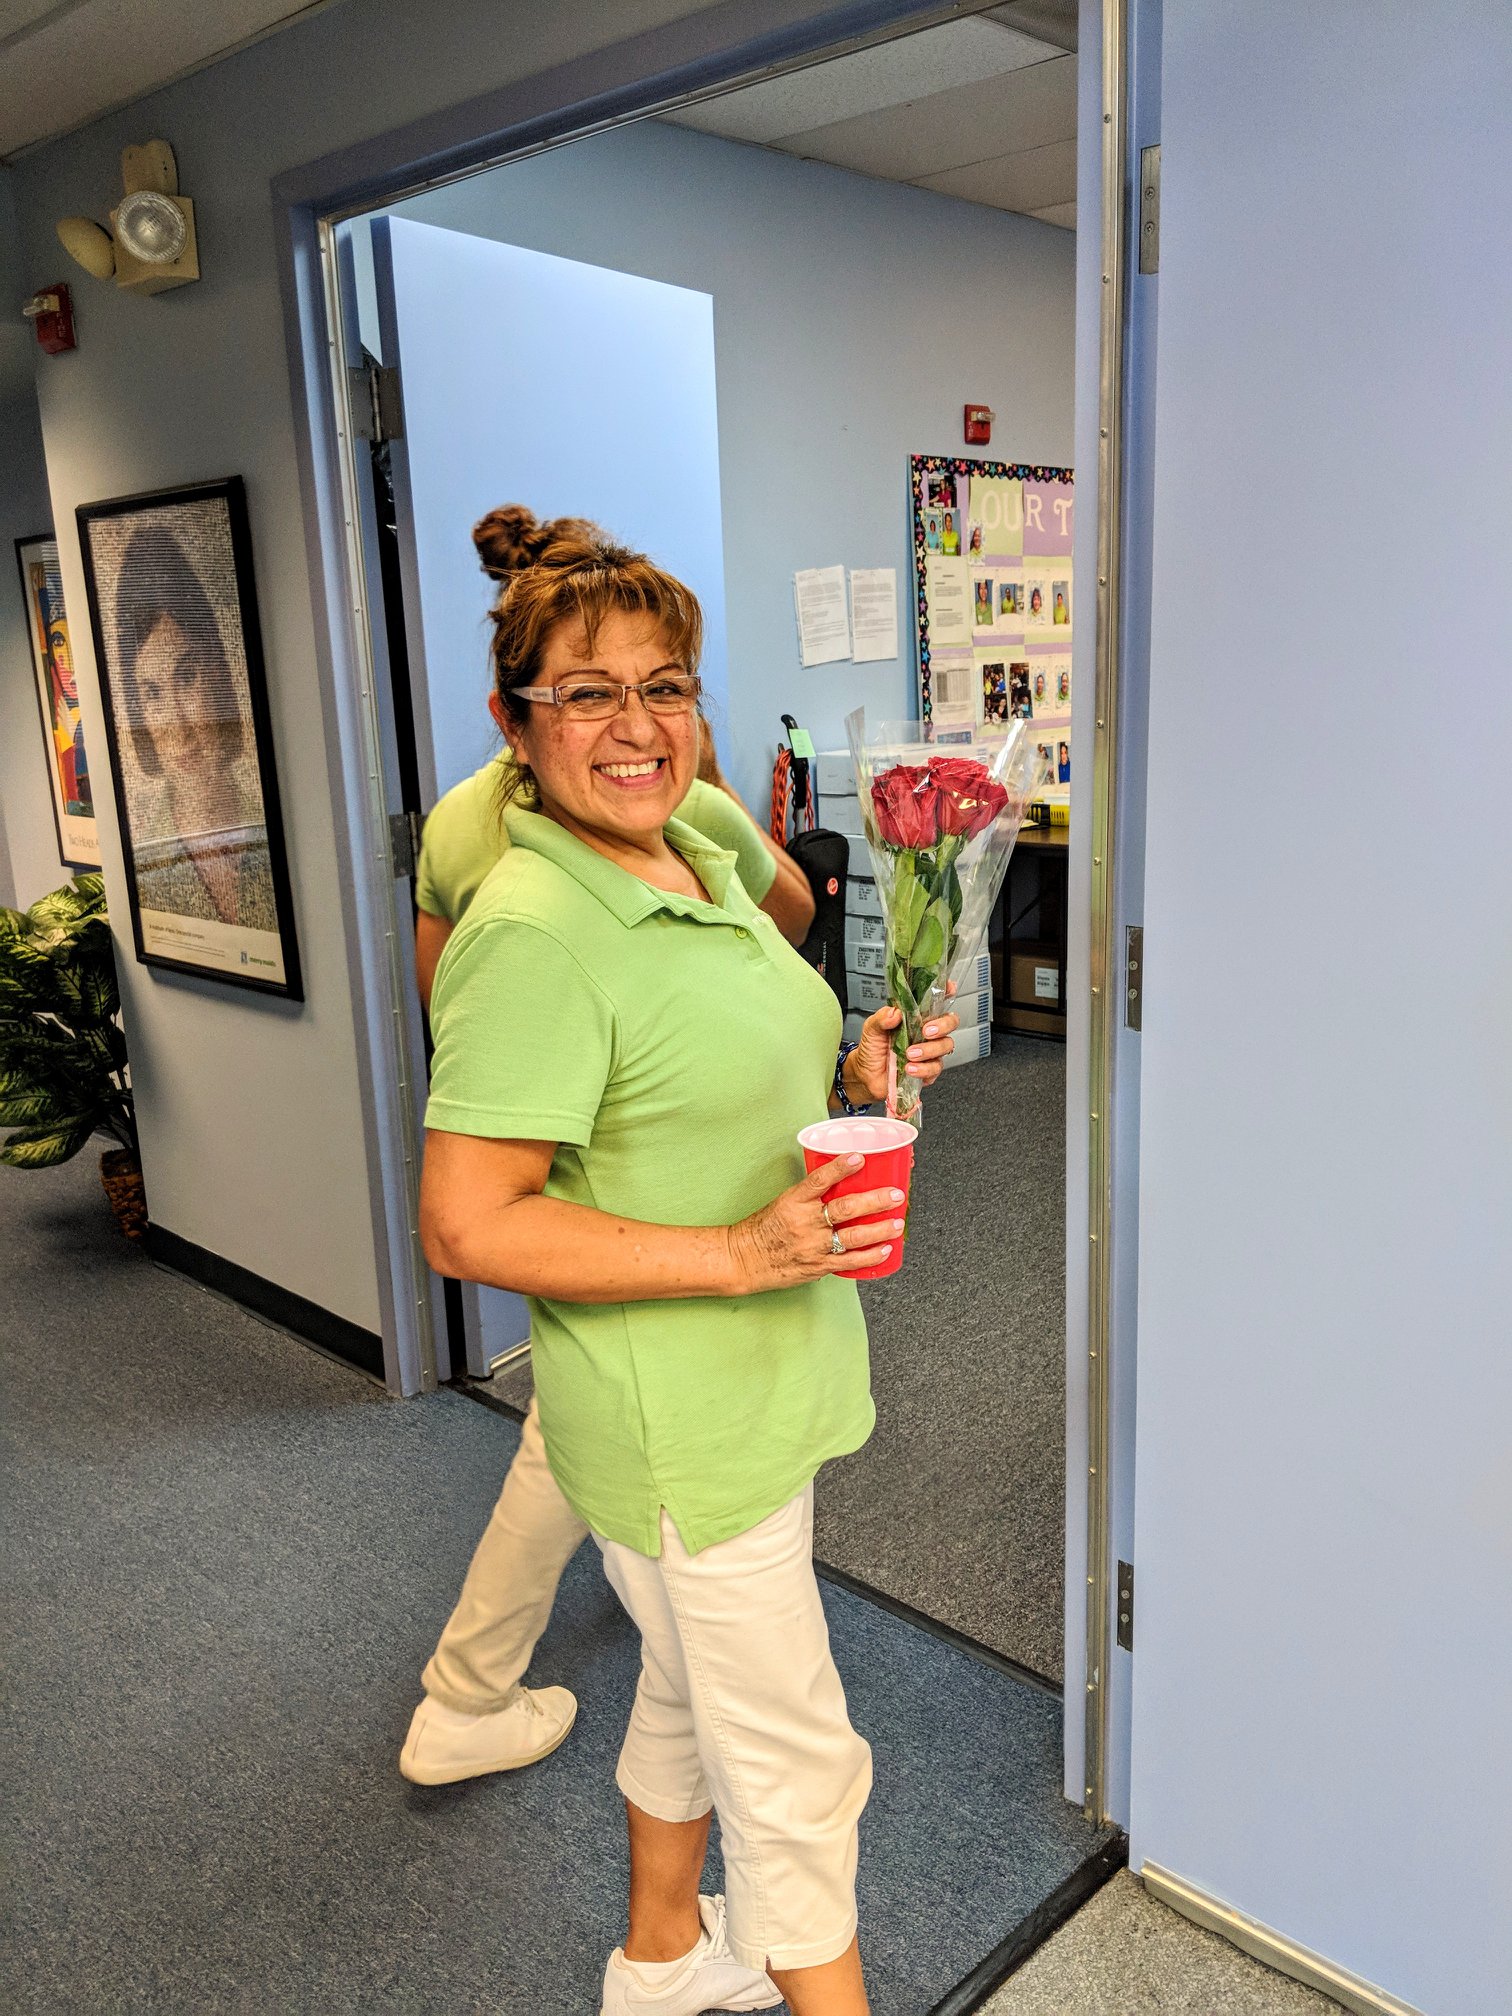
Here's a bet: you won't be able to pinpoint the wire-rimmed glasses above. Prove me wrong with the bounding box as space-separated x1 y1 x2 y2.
514 674 701 722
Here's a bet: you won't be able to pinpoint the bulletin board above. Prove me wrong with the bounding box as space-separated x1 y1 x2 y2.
910 454 1074 801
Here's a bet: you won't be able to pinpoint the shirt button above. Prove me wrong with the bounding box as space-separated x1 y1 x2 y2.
735 927 749 940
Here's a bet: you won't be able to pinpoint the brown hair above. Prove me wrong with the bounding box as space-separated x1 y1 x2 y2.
485 521 703 810
471 504 600 582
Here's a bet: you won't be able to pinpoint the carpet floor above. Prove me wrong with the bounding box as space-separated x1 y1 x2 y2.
498 1032 1067 1681
3 1154 1110 2015
983 1873 1346 2014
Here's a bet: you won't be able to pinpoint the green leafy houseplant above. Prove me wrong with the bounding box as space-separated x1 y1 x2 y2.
0 874 142 1234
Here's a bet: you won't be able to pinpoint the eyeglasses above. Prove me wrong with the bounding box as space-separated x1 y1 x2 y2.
514 674 701 722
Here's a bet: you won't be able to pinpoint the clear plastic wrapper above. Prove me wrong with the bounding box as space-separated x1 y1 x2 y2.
845 709 1037 1126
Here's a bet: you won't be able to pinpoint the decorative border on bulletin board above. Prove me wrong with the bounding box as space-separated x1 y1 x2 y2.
909 454 1074 722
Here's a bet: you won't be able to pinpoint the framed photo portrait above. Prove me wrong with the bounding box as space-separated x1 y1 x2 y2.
15 534 100 871
76 479 303 999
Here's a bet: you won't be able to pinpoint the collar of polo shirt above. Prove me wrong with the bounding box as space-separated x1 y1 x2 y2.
502 805 746 929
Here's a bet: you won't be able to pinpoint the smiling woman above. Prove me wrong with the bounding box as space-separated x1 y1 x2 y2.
415 527 957 2014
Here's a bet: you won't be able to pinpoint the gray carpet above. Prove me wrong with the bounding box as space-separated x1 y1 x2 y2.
3 1152 1111 2015
498 1032 1067 1681
983 1873 1346 2014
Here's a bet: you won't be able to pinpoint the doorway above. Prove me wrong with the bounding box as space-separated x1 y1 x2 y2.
349 30 1075 1686
283 0 1139 1995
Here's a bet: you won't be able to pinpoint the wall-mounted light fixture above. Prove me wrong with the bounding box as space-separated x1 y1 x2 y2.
57 141 199 297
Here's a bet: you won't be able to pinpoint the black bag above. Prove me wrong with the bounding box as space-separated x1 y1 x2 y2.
787 827 849 1013
772 721 849 1014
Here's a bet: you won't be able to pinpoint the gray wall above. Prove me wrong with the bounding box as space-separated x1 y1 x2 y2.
0 167 64 913
396 119 1075 808
1130 5 1512 2011
6 0 716 1327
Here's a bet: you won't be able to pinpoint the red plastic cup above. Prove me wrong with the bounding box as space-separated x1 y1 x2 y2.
797 1116 919 1280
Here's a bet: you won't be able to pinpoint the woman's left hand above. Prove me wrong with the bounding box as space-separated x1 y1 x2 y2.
846 991 959 1104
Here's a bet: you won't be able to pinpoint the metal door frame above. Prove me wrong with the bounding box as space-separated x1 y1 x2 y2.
272 0 1139 1821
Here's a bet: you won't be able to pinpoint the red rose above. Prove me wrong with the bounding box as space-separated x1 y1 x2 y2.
871 765 940 849
930 757 1008 839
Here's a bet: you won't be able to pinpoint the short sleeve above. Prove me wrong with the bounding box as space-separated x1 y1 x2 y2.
414 825 443 917
425 917 615 1146
680 779 778 903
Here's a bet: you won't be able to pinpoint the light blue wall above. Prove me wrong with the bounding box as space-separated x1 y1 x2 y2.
1131 5 1512 2010
393 118 1076 808
375 217 728 798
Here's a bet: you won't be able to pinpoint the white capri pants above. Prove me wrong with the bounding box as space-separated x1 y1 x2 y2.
595 1486 872 1973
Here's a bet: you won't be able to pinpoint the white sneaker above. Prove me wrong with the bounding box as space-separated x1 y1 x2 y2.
398 1686 577 1785
600 1894 781 2014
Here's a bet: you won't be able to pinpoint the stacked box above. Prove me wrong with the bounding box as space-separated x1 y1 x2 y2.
815 750 855 794
817 791 864 838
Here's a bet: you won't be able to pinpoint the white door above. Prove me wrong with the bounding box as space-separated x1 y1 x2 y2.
363 213 729 1377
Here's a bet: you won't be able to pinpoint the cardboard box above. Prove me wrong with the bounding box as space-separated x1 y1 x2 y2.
1009 943 1062 1006
845 833 874 877
817 791 865 839
846 941 886 977
847 874 882 919
942 1021 992 1070
816 749 855 794
849 971 888 1013
844 913 886 949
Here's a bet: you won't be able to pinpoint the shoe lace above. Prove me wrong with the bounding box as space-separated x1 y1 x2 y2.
700 1893 732 1960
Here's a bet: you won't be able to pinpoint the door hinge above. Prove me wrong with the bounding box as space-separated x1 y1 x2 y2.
1138 143 1161 274
388 808 422 878
348 362 403 443
1125 924 1143 1030
1117 1560 1135 1651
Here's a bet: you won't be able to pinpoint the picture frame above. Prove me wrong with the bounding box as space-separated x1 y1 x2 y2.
14 533 100 871
75 478 303 999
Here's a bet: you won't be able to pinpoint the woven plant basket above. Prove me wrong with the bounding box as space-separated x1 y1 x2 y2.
100 1149 148 1241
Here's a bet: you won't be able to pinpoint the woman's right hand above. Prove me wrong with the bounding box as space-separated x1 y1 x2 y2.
727 1155 907 1294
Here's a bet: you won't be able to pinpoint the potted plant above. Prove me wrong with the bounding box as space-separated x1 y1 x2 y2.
0 873 144 1238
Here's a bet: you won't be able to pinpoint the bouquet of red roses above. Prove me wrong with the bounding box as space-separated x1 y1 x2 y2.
846 712 1036 1125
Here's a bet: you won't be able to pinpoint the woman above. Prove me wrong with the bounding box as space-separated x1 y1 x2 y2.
402 508 813 1793
420 529 957 2016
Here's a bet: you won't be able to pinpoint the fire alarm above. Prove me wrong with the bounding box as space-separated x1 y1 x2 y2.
23 282 76 355
964 403 994 446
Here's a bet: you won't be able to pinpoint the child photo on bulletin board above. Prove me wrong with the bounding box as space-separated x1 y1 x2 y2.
980 659 1008 723
1009 663 1032 719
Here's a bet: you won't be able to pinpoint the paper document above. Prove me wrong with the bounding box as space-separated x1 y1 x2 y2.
923 556 971 647
793 566 851 668
849 568 898 662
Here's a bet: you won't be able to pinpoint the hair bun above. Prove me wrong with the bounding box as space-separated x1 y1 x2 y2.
472 505 546 581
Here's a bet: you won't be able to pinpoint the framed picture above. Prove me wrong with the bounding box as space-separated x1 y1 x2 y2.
76 479 303 999
15 534 100 870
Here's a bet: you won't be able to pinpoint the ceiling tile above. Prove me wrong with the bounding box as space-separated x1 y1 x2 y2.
915 136 1078 214
0 0 327 159
773 53 1076 185
665 15 1055 145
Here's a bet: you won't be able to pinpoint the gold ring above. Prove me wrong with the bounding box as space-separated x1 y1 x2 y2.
821 1204 835 1230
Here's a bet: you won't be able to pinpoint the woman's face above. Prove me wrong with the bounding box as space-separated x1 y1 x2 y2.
133 613 232 777
506 608 698 847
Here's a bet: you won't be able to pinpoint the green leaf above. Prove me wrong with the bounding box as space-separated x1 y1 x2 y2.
912 909 946 972
0 1086 89 1129
0 1118 96 1169
889 875 930 960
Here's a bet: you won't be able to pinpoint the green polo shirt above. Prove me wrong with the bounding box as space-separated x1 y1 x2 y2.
425 807 873 1556
415 755 778 925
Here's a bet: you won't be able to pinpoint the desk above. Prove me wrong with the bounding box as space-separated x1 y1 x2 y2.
993 822 1069 1039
